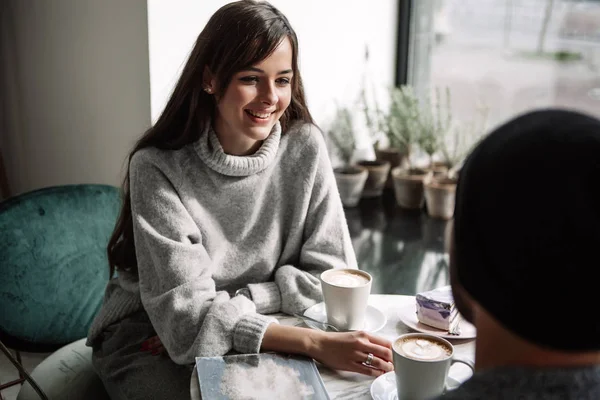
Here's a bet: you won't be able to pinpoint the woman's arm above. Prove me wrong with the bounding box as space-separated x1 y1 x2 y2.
247 126 358 315
144 319 394 376
130 150 276 364
261 324 394 376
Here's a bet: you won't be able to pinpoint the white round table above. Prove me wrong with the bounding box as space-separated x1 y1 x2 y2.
190 294 475 399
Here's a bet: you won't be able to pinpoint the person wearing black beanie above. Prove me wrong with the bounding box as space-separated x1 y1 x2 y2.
441 109 600 399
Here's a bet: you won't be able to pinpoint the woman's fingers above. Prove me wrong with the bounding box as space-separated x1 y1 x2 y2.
360 341 393 363
361 331 393 350
351 362 387 377
351 349 393 375
352 331 393 363
307 330 395 377
359 352 394 373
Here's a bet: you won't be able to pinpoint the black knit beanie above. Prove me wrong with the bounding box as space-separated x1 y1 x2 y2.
454 109 600 351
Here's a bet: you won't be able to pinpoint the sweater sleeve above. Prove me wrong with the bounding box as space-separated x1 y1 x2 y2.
248 126 358 315
129 151 277 364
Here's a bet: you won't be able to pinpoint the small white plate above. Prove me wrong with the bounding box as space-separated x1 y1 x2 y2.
370 371 461 400
397 304 476 340
303 302 387 333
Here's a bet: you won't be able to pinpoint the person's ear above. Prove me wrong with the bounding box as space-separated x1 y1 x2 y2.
203 66 216 94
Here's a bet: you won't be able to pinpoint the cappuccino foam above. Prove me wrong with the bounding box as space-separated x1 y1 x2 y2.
323 270 370 287
394 336 452 361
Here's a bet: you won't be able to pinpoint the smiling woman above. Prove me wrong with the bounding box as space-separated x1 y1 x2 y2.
86 1 393 399
207 39 295 155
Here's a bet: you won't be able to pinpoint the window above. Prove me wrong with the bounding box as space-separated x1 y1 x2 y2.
407 0 600 131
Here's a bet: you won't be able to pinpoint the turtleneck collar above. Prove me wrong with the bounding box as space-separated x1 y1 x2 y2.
194 121 281 177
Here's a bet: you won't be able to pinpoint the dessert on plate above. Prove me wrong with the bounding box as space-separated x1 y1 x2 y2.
415 286 459 332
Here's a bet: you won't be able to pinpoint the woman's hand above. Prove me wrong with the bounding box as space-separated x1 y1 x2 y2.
262 324 393 377
142 325 394 377
307 330 394 376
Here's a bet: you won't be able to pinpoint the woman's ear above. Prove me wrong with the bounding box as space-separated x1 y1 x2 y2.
203 66 216 94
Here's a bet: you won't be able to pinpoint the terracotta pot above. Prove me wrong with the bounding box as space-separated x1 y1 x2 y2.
427 162 450 177
356 160 391 198
391 167 430 209
375 148 408 188
424 175 457 220
334 165 368 207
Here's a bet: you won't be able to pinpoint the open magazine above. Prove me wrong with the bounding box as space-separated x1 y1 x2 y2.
196 353 330 400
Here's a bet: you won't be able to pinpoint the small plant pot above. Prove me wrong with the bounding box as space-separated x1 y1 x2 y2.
357 160 391 198
427 162 450 177
391 167 430 209
424 174 457 220
334 165 368 207
375 147 407 188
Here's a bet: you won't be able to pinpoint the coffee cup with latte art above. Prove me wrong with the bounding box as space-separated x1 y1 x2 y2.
320 269 372 331
392 333 474 399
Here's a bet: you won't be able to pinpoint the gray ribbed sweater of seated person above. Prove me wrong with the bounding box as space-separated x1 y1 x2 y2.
86 120 357 365
439 365 600 399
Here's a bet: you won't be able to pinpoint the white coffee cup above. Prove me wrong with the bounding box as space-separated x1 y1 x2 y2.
393 333 474 399
320 268 372 331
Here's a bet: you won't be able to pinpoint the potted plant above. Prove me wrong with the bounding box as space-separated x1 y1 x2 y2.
328 105 368 208
418 87 453 177
424 105 488 219
354 159 390 198
423 173 457 220
387 86 431 209
362 85 406 189
359 47 406 189
353 88 390 197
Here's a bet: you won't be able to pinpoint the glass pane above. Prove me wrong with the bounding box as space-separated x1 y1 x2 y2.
409 0 600 131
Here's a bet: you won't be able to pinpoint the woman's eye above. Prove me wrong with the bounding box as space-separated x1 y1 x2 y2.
240 76 259 83
239 76 291 86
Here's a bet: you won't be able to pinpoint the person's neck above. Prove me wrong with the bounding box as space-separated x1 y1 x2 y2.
474 306 600 371
213 118 262 156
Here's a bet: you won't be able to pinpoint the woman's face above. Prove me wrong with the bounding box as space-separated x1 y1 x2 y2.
213 37 293 155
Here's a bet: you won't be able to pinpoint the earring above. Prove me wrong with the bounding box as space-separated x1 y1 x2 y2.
204 87 213 94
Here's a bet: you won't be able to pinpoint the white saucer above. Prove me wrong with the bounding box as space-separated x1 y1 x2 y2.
397 304 476 340
303 302 387 333
370 371 460 400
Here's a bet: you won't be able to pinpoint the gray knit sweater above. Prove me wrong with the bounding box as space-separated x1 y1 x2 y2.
440 365 600 399
87 121 357 365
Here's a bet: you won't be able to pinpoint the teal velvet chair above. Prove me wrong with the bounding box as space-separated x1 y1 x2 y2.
0 184 120 399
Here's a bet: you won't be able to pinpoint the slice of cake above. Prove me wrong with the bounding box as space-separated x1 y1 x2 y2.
416 286 459 332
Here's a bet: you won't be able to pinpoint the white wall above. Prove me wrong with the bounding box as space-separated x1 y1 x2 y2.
0 0 151 195
147 0 398 161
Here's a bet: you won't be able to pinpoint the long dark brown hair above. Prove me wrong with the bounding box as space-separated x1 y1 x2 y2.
108 0 314 276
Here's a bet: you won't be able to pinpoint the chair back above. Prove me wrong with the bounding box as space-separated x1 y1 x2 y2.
0 184 120 351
